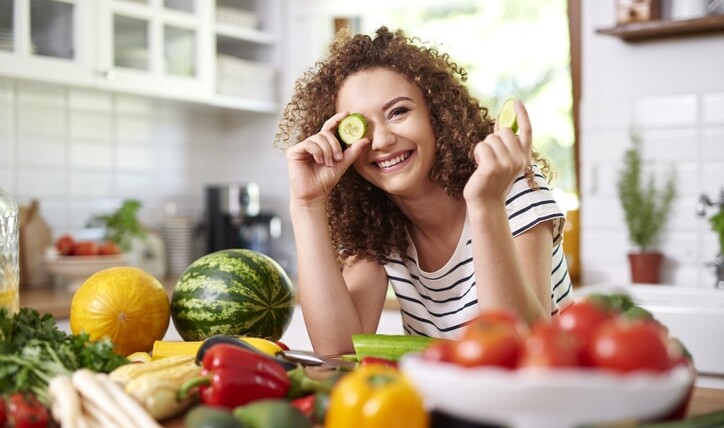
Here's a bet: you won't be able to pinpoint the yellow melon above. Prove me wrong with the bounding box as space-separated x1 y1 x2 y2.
70 266 170 357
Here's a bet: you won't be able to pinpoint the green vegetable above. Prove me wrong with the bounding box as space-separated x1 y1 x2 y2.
337 113 367 146
171 249 295 342
0 307 129 405
87 199 146 252
351 334 437 361
627 409 724 428
497 98 518 133
185 405 243 428
233 399 312 428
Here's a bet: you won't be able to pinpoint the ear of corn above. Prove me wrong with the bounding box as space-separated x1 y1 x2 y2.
124 362 202 420
109 355 201 421
109 355 193 385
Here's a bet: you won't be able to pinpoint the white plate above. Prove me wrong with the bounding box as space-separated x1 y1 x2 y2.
45 253 130 291
400 355 693 428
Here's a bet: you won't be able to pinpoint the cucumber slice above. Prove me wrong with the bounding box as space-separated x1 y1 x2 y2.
338 113 368 146
497 98 518 133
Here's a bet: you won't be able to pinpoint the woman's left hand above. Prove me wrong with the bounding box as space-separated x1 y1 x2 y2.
463 99 533 209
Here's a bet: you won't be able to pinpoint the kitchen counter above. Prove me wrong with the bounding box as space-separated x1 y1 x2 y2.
19 279 402 320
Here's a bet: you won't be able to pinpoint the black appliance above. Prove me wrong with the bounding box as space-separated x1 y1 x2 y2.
205 183 281 257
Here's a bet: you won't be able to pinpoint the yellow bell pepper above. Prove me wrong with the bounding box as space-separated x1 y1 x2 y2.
324 364 428 428
151 337 282 360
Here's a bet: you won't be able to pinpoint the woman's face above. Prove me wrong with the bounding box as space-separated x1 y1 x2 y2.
337 67 437 197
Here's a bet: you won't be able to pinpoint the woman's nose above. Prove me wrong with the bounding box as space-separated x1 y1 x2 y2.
369 122 397 150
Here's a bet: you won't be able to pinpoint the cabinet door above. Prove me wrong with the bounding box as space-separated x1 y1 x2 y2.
212 0 280 111
95 0 212 101
0 0 96 85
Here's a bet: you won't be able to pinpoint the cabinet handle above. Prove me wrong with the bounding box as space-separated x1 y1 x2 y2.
102 70 117 80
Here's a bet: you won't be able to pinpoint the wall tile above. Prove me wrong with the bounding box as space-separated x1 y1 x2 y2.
116 145 152 171
16 82 64 107
17 137 66 167
116 172 154 198
70 141 112 169
70 111 112 141
703 92 724 124
116 116 153 144
634 94 697 128
17 105 65 137
0 78 14 104
0 132 14 165
115 95 154 116
642 128 698 162
0 106 13 134
69 171 112 198
702 127 724 161
17 169 66 198
0 167 14 192
68 88 112 112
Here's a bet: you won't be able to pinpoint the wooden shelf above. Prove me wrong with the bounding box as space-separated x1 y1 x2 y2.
596 15 724 42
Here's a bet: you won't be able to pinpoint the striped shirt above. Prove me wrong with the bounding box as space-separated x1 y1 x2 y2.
384 165 574 338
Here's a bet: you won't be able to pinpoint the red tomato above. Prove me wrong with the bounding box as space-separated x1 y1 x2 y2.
98 241 120 255
55 234 75 255
71 241 99 256
0 396 7 427
588 319 671 374
555 299 614 366
421 339 455 363
519 321 581 368
453 310 525 368
8 392 49 428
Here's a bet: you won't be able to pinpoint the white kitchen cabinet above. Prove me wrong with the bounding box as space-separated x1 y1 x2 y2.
0 0 282 112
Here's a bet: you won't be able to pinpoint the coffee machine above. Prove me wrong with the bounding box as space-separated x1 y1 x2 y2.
205 183 281 258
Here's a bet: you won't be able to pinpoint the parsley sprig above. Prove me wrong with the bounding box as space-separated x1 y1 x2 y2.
0 307 129 405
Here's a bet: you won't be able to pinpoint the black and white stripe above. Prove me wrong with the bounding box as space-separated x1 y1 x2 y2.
384 165 574 338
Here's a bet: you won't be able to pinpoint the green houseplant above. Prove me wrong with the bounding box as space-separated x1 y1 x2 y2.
616 133 676 283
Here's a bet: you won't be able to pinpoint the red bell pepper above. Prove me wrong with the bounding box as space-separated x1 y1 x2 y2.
0 396 7 427
7 392 50 428
179 343 291 409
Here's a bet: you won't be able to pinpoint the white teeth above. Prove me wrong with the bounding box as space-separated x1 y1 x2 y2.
377 152 410 168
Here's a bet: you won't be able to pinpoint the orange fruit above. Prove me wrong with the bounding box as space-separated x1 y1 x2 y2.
70 266 170 357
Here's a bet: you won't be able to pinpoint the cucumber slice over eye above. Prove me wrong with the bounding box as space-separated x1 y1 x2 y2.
338 113 368 146
497 98 518 133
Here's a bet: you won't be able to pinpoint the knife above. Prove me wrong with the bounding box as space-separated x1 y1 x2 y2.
281 349 358 369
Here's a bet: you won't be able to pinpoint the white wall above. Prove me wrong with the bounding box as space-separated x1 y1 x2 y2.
0 78 294 276
579 1 724 287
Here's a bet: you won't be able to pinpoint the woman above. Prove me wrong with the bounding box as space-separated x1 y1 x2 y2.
275 26 573 355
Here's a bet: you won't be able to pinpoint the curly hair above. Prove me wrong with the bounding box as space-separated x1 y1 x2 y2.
275 26 550 264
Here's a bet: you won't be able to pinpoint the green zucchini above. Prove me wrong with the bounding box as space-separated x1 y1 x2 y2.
351 334 437 361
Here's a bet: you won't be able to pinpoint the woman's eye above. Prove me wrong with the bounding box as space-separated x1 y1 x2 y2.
388 106 410 119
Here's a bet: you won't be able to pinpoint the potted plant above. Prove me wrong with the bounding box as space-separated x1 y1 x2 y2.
616 132 676 284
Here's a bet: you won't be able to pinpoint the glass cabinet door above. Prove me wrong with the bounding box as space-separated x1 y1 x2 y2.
0 0 12 53
100 0 207 97
31 0 75 59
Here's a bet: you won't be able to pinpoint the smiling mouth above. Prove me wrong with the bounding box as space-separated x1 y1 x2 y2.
376 151 412 169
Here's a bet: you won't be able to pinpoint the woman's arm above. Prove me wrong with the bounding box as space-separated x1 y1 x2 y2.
291 204 388 355
463 100 551 324
467 205 552 324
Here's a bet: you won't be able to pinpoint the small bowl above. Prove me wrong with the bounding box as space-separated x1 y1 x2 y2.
400 354 694 428
45 253 130 292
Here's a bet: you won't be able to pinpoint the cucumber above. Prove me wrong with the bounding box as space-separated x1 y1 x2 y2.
497 98 518 133
351 334 438 361
337 113 367 146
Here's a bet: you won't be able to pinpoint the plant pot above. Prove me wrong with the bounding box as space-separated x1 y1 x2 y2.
628 252 664 284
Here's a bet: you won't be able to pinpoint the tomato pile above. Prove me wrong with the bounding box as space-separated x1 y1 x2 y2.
421 293 692 374
55 234 120 256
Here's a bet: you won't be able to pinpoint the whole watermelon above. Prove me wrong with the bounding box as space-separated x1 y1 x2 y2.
171 249 295 341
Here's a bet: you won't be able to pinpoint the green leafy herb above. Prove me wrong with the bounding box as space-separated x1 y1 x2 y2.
616 132 676 252
87 199 146 251
0 307 129 405
709 209 724 254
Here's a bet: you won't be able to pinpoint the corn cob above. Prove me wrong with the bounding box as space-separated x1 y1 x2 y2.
109 354 194 385
124 360 202 420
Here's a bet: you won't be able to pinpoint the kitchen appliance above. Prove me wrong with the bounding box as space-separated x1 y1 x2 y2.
205 183 281 259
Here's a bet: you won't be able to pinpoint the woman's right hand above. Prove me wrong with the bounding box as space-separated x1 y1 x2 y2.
286 111 370 207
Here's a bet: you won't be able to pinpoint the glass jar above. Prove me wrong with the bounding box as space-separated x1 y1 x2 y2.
0 187 19 315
